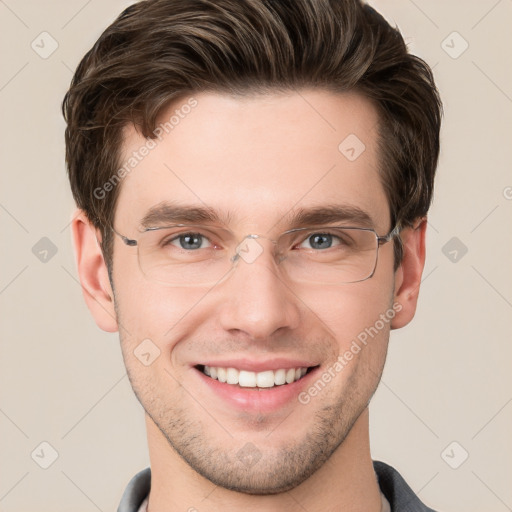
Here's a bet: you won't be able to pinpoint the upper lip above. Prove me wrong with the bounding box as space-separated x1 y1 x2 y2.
193 358 319 372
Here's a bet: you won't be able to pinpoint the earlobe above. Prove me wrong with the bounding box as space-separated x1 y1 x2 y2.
71 209 119 333
390 218 427 330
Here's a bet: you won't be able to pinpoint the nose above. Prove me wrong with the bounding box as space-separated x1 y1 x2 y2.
217 237 301 340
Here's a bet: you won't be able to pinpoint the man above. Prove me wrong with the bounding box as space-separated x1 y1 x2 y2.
63 0 442 510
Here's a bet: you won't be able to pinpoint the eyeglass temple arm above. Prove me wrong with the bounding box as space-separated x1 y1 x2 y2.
111 227 138 247
377 224 401 245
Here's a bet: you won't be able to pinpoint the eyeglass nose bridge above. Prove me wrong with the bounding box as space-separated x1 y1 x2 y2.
230 233 283 266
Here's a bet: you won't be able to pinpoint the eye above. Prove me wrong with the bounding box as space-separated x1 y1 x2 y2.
167 232 213 250
299 232 341 250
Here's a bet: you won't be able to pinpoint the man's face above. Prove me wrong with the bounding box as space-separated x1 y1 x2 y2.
111 90 397 493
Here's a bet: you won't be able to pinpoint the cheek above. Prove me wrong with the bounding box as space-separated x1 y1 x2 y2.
295 280 393 394
112 263 212 361
295 279 394 345
114 282 200 403
306 284 393 399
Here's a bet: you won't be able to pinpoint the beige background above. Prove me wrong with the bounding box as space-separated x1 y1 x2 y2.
1 0 511 510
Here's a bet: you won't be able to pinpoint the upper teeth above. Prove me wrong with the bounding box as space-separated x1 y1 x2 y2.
203 366 308 388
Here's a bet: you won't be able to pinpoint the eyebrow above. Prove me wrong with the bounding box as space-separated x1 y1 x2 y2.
139 201 375 230
290 204 374 228
139 201 226 228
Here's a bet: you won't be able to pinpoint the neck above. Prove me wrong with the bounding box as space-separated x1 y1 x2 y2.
145 408 382 512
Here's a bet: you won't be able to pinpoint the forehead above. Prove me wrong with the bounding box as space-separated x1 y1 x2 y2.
115 89 389 232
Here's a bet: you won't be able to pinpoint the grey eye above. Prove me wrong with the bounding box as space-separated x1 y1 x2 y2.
168 233 211 250
307 233 333 249
299 232 343 250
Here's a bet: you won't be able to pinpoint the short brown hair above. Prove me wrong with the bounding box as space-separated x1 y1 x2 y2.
62 0 442 273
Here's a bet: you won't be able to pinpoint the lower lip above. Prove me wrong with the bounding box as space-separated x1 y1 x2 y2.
193 367 319 413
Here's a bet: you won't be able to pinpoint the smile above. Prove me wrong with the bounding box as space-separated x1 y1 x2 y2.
196 364 315 389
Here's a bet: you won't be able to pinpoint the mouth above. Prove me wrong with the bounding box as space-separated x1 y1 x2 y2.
194 364 319 390
190 358 322 412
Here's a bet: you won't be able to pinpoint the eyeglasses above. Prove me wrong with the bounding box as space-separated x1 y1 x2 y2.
112 223 401 287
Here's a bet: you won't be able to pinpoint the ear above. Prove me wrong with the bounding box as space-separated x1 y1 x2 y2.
71 209 118 332
390 218 427 329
